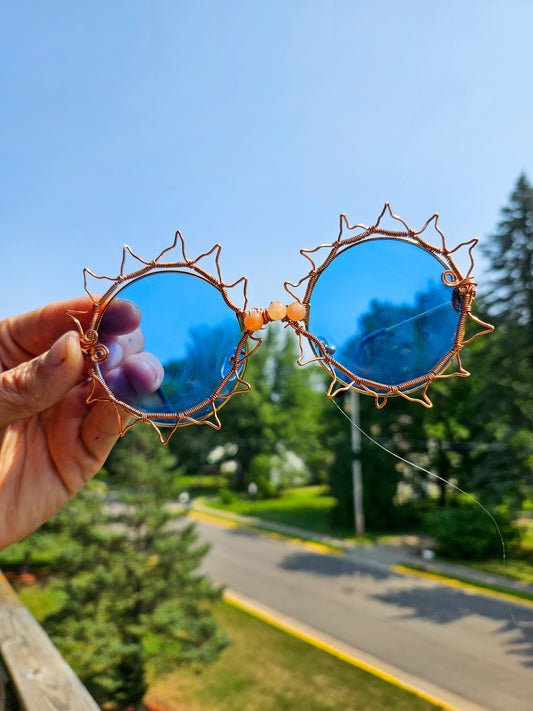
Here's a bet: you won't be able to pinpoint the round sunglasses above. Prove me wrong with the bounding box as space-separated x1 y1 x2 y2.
67 204 493 443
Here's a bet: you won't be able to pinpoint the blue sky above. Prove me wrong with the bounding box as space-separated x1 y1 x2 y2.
1 1 532 322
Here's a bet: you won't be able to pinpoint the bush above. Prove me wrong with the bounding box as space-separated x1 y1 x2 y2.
423 497 521 560
218 487 237 505
393 498 439 530
247 453 282 499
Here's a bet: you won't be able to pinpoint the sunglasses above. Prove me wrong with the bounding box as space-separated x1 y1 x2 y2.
68 204 493 443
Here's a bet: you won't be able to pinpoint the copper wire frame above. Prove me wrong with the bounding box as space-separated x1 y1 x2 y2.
284 203 494 408
68 203 493 442
67 233 259 444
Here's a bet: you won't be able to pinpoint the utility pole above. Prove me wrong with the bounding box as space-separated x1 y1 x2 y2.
350 389 365 537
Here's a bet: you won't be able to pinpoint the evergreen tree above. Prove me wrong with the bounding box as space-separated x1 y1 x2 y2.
327 176 533 521
484 173 533 335
43 427 227 711
470 174 533 503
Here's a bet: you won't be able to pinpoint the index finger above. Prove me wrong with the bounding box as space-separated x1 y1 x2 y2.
2 297 143 364
1 296 96 360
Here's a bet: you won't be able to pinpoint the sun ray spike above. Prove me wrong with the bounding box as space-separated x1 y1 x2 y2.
122 243 150 269
82 268 115 301
153 229 182 263
71 203 493 442
223 275 249 313
65 308 93 337
462 312 495 344
287 203 494 411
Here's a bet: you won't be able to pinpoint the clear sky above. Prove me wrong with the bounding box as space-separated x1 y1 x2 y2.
1 0 532 322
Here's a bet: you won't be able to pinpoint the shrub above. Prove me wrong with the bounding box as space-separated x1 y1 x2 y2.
247 453 282 499
423 497 521 560
218 487 237 505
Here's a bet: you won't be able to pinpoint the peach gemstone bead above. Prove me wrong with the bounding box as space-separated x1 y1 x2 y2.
286 301 307 321
267 301 287 320
244 310 264 332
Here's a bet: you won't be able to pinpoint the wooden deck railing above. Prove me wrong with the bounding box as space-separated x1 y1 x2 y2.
0 571 99 711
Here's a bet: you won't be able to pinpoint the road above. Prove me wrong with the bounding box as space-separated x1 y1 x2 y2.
196 518 533 711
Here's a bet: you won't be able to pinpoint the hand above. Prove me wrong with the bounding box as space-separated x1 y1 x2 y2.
0 297 163 550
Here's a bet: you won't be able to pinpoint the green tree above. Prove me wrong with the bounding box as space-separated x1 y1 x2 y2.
265 326 330 483
470 174 533 504
196 324 329 494
484 173 533 333
326 174 533 525
211 326 275 490
44 427 227 711
326 391 408 532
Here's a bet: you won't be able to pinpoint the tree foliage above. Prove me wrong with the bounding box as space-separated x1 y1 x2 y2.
43 427 227 711
169 324 330 493
326 392 407 531
14 175 532 710
328 175 533 526
469 174 533 504
484 173 533 331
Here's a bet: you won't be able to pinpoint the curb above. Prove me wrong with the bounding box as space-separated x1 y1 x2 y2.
223 589 489 711
189 508 343 555
393 564 533 608
192 504 533 601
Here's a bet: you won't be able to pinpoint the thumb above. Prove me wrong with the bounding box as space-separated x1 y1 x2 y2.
0 331 84 428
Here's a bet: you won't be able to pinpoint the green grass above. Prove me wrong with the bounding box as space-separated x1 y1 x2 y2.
175 473 226 499
16 583 65 619
400 562 533 603
146 600 443 711
0 534 64 572
17 582 442 711
206 485 360 538
465 556 533 585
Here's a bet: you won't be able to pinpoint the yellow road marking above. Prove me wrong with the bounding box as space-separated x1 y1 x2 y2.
190 509 341 555
391 565 533 607
224 589 485 711
392 564 533 607
189 509 240 530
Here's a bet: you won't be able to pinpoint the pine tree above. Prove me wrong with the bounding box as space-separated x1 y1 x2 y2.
470 174 533 503
43 427 227 711
484 173 533 337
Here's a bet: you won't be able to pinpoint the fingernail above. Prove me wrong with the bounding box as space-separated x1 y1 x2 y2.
43 332 78 368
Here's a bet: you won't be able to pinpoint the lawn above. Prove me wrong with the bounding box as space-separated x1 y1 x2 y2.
175 473 226 499
466 556 533 584
205 485 359 538
14 581 442 711
16 582 65 618
146 599 442 711
206 486 533 584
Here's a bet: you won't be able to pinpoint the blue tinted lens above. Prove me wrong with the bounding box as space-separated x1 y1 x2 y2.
97 271 244 423
308 239 461 392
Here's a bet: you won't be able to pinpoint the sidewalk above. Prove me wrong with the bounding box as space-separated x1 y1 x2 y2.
192 501 533 597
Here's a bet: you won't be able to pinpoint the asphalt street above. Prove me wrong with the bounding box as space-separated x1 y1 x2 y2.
196 518 533 711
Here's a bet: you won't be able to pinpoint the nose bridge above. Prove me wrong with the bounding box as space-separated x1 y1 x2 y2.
243 300 307 332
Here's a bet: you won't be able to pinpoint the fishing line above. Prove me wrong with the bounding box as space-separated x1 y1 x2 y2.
331 398 507 564
331 398 533 639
